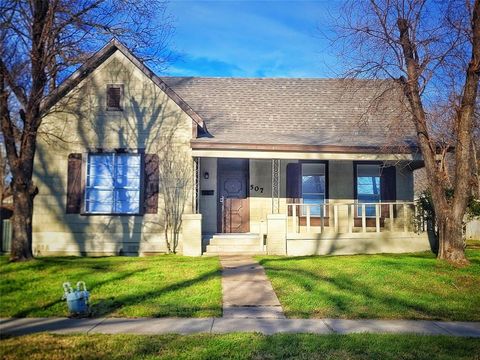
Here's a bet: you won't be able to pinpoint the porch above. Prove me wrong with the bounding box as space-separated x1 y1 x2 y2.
186 200 431 256
184 153 431 256
273 201 432 256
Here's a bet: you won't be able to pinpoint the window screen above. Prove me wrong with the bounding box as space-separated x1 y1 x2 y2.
85 153 141 214
357 164 381 217
301 163 326 217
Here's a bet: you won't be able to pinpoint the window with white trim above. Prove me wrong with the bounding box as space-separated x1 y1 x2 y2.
85 153 141 214
301 163 326 217
356 164 381 217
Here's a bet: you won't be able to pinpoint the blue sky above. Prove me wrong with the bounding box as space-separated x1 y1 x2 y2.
166 0 341 78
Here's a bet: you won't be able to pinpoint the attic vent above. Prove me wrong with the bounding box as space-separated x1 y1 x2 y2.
106 84 123 111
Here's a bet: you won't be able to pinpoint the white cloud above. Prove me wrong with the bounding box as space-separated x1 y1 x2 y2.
167 0 340 77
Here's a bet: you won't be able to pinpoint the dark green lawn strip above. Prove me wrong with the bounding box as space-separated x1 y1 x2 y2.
0 255 222 318
257 250 480 321
1 333 479 360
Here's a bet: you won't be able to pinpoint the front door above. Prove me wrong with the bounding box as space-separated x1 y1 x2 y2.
217 159 250 233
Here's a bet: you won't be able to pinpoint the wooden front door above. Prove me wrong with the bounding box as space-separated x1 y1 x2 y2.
217 159 250 233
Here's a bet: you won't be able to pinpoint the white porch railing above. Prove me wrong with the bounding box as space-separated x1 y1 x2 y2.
286 201 426 234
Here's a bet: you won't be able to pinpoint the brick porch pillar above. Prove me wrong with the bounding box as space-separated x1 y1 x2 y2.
266 214 287 255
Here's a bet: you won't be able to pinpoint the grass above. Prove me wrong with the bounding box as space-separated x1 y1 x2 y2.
0 255 222 318
1 333 479 359
257 249 480 321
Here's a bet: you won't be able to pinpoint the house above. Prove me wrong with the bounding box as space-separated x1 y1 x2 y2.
32 39 432 256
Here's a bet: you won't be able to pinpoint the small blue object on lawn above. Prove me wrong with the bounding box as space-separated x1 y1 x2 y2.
62 281 90 316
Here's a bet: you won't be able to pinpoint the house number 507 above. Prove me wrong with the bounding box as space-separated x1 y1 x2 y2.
250 185 264 193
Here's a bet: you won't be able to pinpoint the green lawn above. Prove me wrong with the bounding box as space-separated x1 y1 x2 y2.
257 249 480 321
0 255 222 318
1 333 479 359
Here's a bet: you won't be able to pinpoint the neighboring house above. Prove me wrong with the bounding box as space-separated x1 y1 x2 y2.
33 39 431 256
414 154 480 241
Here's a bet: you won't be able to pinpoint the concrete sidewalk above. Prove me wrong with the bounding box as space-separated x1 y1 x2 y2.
1 317 480 337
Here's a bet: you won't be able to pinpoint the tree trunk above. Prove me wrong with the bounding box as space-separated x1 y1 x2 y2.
396 5 480 266
436 210 468 265
10 188 35 261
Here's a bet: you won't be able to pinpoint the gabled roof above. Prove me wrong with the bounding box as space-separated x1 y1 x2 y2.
47 40 419 154
163 77 418 153
44 39 205 129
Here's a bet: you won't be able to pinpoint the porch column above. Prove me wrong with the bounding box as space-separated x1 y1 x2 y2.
267 214 287 255
192 157 200 214
271 159 280 213
182 214 202 256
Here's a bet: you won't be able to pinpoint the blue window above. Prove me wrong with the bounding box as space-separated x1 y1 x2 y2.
357 164 381 217
301 163 326 217
85 153 141 214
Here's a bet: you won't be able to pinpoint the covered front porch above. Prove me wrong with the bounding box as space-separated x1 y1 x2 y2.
186 147 431 256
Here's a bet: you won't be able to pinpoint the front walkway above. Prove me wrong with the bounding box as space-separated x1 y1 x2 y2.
1 317 480 337
220 255 285 319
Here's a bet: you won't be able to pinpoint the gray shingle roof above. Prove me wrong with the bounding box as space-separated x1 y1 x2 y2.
162 77 417 149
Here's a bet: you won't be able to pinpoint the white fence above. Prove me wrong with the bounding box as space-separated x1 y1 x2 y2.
466 219 480 240
286 201 425 234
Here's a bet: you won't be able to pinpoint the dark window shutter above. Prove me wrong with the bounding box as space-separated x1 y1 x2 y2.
381 166 396 201
286 163 301 216
381 166 396 218
144 154 159 214
66 153 83 214
107 86 121 109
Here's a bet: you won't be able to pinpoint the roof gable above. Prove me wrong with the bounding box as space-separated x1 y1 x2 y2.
44 39 205 130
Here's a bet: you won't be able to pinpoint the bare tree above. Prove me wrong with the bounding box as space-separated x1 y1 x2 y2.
0 0 173 261
159 146 192 254
472 123 480 198
0 142 10 207
333 0 479 265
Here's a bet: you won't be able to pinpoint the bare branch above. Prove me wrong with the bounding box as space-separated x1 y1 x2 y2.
333 0 479 264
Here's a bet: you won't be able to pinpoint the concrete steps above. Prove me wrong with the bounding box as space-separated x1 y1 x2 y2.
204 234 265 255
210 235 260 246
